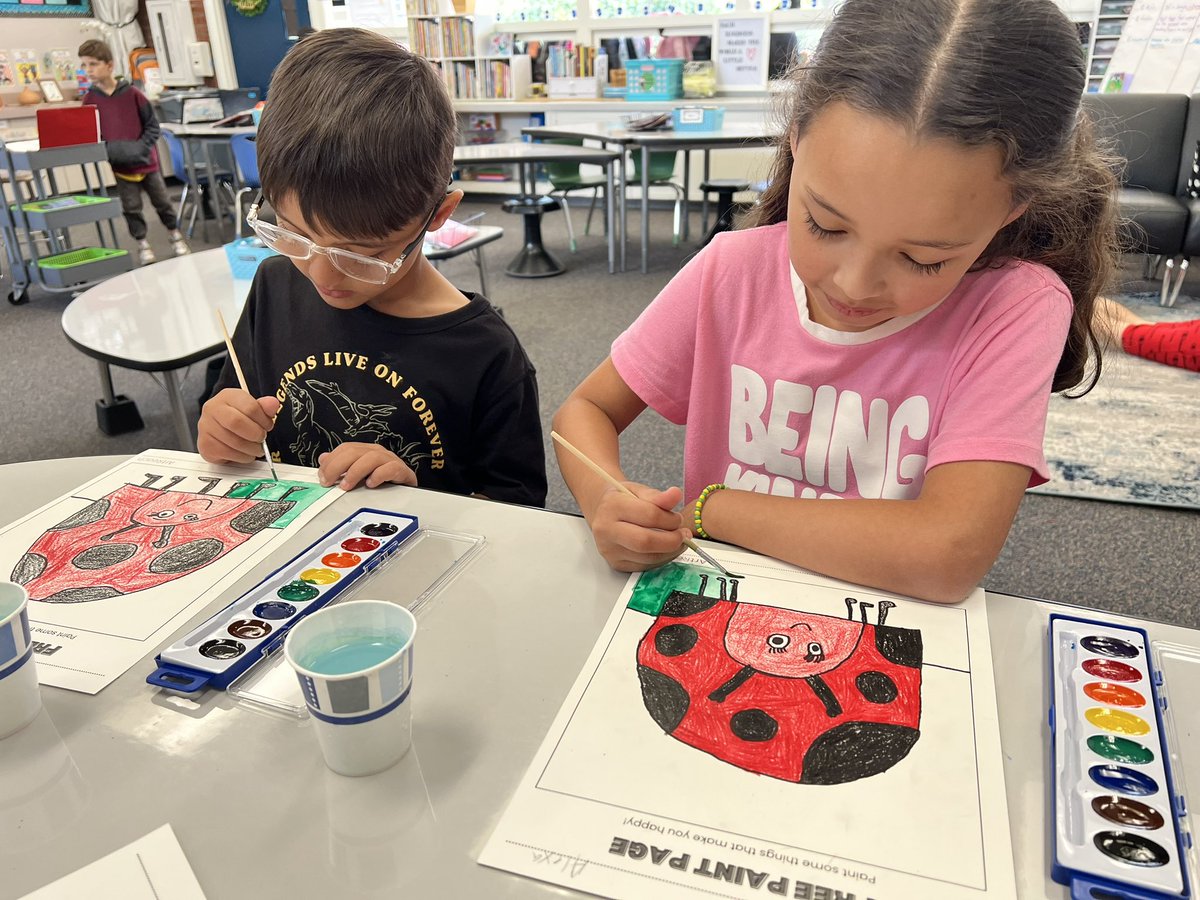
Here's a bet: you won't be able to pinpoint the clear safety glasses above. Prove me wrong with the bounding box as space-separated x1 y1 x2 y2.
244 192 443 285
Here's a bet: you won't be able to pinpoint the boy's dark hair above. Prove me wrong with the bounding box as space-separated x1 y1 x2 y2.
78 39 113 63
257 28 457 240
746 0 1119 396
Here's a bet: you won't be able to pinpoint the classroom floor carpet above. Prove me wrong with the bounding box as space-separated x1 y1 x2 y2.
1035 291 1200 509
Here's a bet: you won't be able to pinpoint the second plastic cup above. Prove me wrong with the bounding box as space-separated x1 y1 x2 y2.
0 581 41 740
284 600 416 777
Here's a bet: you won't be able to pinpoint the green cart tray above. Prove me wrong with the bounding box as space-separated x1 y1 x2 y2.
38 247 128 269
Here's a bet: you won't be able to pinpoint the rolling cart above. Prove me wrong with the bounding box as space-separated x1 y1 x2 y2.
1 138 132 306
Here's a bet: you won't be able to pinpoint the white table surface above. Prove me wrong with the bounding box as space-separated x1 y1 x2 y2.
60 249 249 371
2 456 1197 899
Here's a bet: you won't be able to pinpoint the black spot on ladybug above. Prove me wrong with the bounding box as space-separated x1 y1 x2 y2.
655 624 698 657
856 671 898 704
72 543 138 570
48 499 111 531
11 552 46 585
149 539 223 575
876 626 922 669
730 709 778 742
637 664 690 733
801 722 920 784
41 586 123 604
662 590 720 618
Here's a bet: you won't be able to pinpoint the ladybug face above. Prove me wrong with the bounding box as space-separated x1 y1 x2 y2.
132 495 220 526
724 604 863 678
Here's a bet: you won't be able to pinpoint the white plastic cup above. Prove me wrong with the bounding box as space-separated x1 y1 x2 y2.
0 581 42 740
284 600 416 777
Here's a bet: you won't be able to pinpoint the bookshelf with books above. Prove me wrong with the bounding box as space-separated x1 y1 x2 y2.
405 0 531 100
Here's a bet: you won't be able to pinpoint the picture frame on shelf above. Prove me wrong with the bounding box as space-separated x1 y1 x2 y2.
38 79 64 103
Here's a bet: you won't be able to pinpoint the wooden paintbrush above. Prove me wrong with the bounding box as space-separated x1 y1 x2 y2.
550 430 742 579
215 309 280 482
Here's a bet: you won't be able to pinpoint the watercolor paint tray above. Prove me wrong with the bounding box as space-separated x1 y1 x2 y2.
147 509 420 696
1049 613 1197 900
225 525 485 718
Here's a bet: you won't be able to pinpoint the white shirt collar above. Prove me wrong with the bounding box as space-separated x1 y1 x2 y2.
790 262 946 345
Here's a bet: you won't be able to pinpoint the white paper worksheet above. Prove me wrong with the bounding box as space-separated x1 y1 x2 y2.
19 823 206 899
0 450 338 693
480 547 1015 899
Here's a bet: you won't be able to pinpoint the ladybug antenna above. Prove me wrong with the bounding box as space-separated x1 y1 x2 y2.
729 578 739 602
197 477 221 495
845 596 857 620
697 573 709 597
877 600 896 626
858 601 875 624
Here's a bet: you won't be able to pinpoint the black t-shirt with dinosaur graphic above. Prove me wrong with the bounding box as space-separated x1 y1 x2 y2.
215 256 547 507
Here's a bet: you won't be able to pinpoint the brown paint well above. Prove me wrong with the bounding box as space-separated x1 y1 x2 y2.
1092 795 1165 830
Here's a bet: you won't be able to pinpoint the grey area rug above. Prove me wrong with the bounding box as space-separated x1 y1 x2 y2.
1033 292 1199 509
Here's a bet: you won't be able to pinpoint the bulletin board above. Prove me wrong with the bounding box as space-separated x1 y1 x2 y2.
0 0 93 17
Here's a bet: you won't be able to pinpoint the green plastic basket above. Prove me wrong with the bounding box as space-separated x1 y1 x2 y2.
38 247 128 270
19 195 112 213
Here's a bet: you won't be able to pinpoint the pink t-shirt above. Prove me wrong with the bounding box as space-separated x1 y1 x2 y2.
612 222 1073 502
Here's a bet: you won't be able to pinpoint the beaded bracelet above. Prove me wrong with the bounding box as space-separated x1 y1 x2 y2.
693 483 727 540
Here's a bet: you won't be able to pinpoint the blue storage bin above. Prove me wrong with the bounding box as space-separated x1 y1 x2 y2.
625 59 685 101
224 237 278 280
673 106 725 131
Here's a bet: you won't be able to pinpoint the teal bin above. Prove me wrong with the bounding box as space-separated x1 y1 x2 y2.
224 237 278 280
625 59 685 101
673 106 725 131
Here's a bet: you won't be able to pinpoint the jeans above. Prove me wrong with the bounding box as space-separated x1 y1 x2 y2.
113 171 178 241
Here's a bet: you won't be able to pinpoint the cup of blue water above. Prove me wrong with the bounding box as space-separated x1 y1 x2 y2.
284 600 417 777
0 581 41 740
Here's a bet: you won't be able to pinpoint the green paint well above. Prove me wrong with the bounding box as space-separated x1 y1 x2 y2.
278 580 320 602
224 479 330 529
1087 734 1155 765
627 562 713 615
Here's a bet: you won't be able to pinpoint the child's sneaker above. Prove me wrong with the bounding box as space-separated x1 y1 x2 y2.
170 231 191 256
137 240 156 265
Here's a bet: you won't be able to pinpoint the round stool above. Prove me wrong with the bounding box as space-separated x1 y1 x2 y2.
502 195 565 278
700 178 752 246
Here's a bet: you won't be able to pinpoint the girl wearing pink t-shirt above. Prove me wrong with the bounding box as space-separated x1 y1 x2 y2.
554 0 1120 603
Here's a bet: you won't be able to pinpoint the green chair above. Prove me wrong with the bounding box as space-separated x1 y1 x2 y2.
543 138 608 252
631 150 684 246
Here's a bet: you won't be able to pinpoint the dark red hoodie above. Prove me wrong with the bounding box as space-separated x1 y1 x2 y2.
82 79 160 175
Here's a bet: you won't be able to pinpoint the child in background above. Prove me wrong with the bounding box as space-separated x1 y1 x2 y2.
196 29 546 507
78 39 189 265
1097 297 1199 372
554 0 1119 602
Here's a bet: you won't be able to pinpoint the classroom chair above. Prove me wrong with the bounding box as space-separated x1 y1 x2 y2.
161 130 234 240
630 150 685 246
542 139 607 253
229 133 261 238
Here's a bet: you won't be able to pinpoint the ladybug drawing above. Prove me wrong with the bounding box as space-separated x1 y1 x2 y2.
634 569 922 784
11 474 309 603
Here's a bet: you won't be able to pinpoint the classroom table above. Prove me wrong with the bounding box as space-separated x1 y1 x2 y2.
3 454 1198 899
60 249 251 451
453 142 620 275
522 122 778 273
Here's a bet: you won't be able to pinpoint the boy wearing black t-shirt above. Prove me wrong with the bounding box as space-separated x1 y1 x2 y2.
197 29 546 506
